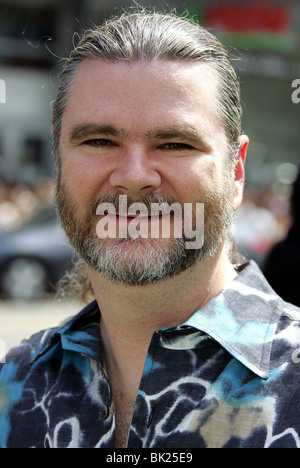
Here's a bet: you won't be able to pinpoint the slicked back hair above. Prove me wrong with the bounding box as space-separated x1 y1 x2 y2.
52 11 242 165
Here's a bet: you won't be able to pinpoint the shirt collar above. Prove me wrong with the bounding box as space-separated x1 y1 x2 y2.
184 260 283 379
30 300 102 365
32 261 283 379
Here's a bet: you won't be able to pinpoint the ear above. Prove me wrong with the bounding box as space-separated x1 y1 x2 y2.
233 134 249 211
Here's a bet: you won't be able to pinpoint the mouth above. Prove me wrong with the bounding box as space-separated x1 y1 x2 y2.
116 213 162 219
95 211 181 242
110 213 165 228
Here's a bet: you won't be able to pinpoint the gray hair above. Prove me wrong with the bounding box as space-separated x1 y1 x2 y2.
52 11 242 163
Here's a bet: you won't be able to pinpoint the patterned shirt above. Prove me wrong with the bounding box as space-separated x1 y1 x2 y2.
1 260 300 448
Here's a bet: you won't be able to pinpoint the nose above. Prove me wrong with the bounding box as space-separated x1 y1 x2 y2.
109 147 161 196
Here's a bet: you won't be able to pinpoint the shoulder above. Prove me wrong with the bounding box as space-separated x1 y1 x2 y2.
0 300 99 382
270 301 300 386
278 301 300 333
275 301 300 349
0 327 59 448
0 327 58 381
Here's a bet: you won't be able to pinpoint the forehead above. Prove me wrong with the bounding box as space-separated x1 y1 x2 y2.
62 58 224 138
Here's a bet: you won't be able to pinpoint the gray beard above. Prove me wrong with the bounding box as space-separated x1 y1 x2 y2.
55 181 234 286
77 235 203 286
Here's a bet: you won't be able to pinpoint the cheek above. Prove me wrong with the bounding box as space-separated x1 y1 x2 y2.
174 159 219 200
60 154 108 202
58 164 95 221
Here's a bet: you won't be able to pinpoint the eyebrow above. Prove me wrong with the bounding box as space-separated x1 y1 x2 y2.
67 122 211 150
68 124 124 142
147 127 209 147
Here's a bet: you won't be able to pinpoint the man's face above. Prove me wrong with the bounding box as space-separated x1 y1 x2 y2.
56 59 245 285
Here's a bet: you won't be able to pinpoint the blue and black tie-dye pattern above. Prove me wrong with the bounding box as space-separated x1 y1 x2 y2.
1 260 300 448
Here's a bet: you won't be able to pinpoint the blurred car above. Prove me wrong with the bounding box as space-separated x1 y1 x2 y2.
0 207 74 300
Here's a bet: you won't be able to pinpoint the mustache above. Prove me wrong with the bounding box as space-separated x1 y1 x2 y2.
92 192 179 215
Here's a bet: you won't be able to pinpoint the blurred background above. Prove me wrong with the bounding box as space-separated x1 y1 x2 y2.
1 0 300 353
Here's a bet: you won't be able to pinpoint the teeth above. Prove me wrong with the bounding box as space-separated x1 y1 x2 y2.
117 214 151 218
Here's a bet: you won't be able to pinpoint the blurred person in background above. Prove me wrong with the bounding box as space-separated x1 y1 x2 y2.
1 11 300 449
0 178 55 232
264 166 300 306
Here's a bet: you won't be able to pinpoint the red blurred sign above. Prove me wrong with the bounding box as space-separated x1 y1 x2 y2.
205 1 290 33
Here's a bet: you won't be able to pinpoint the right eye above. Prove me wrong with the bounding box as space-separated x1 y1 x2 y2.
82 139 115 147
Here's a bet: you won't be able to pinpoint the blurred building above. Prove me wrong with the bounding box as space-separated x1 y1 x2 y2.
0 0 78 183
0 0 300 190
205 0 300 191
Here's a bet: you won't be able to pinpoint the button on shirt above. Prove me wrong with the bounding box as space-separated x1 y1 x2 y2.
1 260 300 448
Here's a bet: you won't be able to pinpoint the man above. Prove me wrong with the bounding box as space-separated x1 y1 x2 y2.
1 11 300 449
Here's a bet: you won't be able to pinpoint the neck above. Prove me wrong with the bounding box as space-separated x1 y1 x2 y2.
88 245 237 374
87 242 237 448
